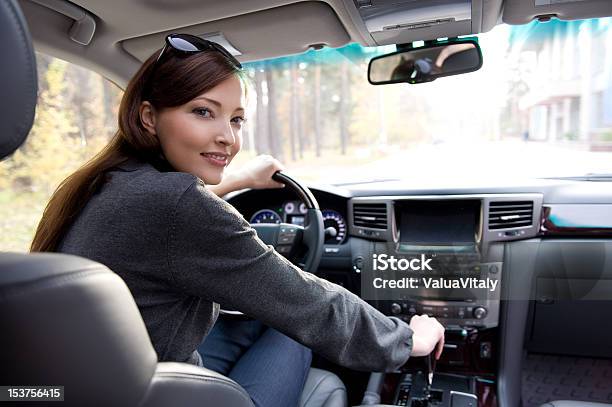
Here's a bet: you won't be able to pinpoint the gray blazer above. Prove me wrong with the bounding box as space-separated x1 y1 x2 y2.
58 158 413 371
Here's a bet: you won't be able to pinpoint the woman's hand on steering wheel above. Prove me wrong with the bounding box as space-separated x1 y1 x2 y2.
219 169 324 319
234 155 286 189
209 155 285 197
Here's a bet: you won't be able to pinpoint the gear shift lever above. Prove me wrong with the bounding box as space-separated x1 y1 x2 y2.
426 352 436 388
395 352 439 406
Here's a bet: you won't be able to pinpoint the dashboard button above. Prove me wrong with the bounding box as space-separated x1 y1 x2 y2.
473 307 488 319
278 234 296 244
390 303 402 315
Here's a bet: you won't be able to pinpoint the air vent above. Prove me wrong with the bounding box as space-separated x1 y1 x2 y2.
353 203 388 229
488 201 534 230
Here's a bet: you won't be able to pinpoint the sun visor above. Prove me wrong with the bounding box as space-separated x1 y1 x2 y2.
345 0 501 46
503 0 612 25
120 2 351 63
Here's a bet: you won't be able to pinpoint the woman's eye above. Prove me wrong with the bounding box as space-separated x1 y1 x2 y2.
193 108 212 118
231 116 245 126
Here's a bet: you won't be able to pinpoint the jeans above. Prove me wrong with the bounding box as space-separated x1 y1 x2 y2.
197 319 312 407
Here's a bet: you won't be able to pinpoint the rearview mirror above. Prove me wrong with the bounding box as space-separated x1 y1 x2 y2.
368 40 483 85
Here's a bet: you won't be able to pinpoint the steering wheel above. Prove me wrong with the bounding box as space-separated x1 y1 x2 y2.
219 171 325 319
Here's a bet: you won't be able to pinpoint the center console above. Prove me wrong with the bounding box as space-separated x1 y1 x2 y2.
347 193 543 406
349 193 542 325
357 370 482 407
352 326 497 406
392 373 477 407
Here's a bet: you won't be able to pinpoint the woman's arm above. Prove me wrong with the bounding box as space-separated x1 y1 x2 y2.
435 43 475 68
168 180 414 372
207 155 285 197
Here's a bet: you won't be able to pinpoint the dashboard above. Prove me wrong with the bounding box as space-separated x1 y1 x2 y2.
226 177 612 335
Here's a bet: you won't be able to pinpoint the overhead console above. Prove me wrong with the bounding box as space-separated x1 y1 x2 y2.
503 0 612 25
342 0 503 45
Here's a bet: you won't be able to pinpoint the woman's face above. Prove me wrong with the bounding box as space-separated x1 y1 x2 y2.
141 75 246 184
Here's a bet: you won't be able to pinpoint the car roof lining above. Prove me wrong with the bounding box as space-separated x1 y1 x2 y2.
16 0 612 88
18 0 369 88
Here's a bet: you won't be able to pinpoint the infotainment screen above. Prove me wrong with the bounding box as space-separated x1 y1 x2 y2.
398 200 480 245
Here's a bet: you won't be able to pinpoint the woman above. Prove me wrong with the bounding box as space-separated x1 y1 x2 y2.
31 34 445 407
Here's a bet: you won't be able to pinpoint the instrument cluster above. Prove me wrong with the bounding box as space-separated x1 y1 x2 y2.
249 201 347 245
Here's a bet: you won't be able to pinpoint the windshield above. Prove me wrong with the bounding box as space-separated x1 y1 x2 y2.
1 18 611 253
233 17 612 184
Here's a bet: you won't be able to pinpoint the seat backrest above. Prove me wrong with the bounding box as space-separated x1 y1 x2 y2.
0 3 157 403
0 2 253 406
0 253 159 406
0 0 37 160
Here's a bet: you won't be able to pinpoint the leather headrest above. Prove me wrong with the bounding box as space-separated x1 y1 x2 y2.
0 0 37 160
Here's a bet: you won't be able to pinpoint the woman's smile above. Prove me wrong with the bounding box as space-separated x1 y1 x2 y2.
201 152 229 167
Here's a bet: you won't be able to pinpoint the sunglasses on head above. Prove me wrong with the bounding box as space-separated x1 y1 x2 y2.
155 33 242 69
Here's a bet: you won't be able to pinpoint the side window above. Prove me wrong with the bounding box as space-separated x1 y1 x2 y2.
0 52 123 252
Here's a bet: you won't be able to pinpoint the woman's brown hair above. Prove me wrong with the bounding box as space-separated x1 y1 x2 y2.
30 45 245 252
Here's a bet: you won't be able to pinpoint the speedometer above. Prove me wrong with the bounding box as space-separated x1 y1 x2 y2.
322 210 347 245
250 209 282 224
